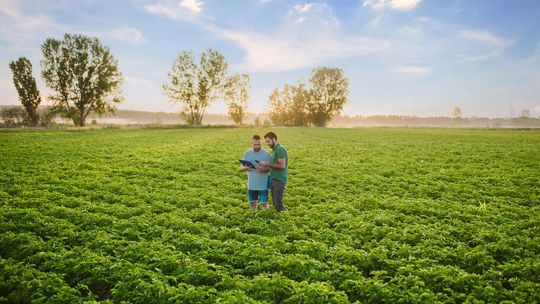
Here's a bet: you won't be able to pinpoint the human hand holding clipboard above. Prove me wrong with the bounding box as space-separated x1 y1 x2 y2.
239 160 256 170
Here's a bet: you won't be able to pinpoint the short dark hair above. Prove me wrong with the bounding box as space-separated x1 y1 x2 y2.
264 132 277 140
252 135 261 140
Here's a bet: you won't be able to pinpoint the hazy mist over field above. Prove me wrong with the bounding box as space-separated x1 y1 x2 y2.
1 0 539 118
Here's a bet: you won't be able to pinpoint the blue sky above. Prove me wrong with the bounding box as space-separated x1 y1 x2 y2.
1 0 539 117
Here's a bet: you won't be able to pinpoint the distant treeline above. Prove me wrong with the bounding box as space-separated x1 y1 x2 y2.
2 105 539 128
328 115 540 128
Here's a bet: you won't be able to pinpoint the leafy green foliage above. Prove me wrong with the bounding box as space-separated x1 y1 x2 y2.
307 67 348 127
268 83 310 127
1 128 539 303
0 106 26 127
224 74 250 125
41 33 123 127
268 66 348 127
163 49 230 126
9 57 41 126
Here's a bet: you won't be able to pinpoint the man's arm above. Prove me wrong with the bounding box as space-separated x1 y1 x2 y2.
256 167 270 173
259 158 285 170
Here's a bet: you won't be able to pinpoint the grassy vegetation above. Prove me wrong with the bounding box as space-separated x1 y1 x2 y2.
1 128 539 303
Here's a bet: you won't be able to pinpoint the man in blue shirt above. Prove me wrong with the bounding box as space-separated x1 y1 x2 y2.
241 135 272 210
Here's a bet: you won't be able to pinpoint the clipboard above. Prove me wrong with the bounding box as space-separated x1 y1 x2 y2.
239 160 257 169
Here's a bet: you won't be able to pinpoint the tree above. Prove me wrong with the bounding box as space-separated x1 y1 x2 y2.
268 85 292 126
290 81 310 126
224 74 250 125
307 67 348 127
9 57 41 126
520 109 531 118
254 116 261 127
0 106 26 127
267 81 316 127
164 49 229 125
41 33 123 127
452 106 462 119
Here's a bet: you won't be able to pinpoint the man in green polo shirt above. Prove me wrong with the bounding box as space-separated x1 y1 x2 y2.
259 132 288 212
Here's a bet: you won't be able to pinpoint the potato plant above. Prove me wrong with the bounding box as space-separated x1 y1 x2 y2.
1 128 539 303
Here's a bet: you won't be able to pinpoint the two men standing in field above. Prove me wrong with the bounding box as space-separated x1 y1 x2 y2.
241 132 288 212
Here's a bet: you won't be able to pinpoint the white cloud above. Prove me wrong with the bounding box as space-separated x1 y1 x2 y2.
144 0 204 20
389 0 422 10
294 3 315 14
203 3 389 72
458 51 500 62
390 65 429 76
458 30 515 62
0 0 22 17
144 2 179 18
459 30 515 47
289 2 336 25
0 0 69 50
208 26 389 72
368 16 382 28
107 26 146 44
143 0 389 72
286 2 340 32
179 0 202 13
363 0 422 11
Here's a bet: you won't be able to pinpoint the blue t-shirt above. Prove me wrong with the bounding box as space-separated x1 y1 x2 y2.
243 148 272 190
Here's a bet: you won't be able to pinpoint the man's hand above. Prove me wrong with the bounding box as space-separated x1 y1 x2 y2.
258 161 269 167
256 167 268 173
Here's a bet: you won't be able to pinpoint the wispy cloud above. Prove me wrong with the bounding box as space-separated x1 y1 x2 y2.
197 2 390 72
208 26 389 72
458 51 500 62
288 2 336 25
179 0 202 13
0 0 22 17
294 3 315 14
390 65 429 75
368 16 382 28
144 2 179 19
107 26 146 44
144 1 388 72
459 30 515 47
0 0 68 49
458 30 515 62
363 0 422 11
291 3 316 23
145 0 203 20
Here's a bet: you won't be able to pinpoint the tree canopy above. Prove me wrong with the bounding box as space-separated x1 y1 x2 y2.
268 67 348 127
41 33 123 127
268 83 310 126
9 57 41 126
224 74 250 125
163 49 230 125
307 67 348 127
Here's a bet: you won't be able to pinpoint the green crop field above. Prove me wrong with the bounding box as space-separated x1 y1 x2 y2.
1 128 539 303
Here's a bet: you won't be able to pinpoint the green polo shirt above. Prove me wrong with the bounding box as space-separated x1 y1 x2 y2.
270 143 288 183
